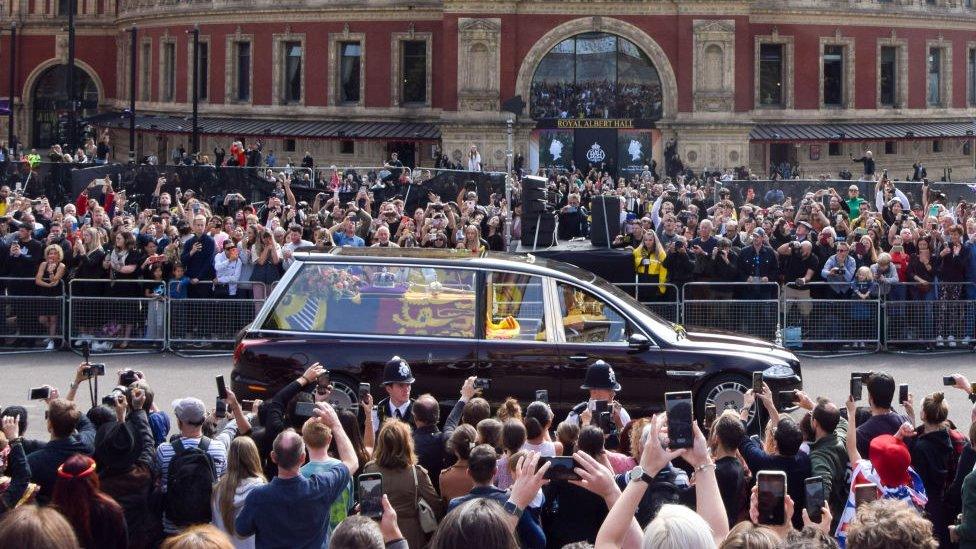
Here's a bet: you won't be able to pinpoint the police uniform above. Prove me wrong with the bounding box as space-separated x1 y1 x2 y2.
371 356 416 432
566 360 632 445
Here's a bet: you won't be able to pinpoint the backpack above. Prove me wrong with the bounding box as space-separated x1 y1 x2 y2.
945 429 968 494
165 437 217 527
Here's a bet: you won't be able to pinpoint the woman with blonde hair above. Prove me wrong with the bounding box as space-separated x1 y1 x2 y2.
162 524 234 549
906 391 958 546
496 397 522 423
362 419 444 548
35 245 66 350
633 230 668 301
211 437 267 549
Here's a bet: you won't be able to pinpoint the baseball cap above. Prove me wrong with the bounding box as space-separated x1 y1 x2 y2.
752 227 767 237
172 397 206 425
869 434 911 488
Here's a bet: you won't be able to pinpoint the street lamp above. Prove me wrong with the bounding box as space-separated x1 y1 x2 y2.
504 117 514 251
66 0 77 150
187 24 199 155
128 25 137 163
6 22 16 154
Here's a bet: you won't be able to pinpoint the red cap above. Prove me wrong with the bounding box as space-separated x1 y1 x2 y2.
869 435 911 488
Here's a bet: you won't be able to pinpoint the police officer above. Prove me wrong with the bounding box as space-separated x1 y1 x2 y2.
370 356 416 432
566 360 631 436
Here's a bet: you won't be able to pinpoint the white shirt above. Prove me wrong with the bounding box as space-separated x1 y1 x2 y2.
214 252 242 295
282 239 312 270
370 399 411 433
467 152 482 172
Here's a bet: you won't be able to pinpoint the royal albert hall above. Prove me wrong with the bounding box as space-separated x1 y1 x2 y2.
3 0 976 177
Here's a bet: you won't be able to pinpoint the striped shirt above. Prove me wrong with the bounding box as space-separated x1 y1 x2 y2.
154 436 228 490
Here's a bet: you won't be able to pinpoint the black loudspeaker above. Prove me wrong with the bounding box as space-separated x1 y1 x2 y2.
590 195 621 248
522 175 549 214
521 212 557 249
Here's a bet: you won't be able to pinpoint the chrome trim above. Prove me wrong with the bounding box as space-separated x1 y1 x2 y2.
249 328 481 345
666 370 706 378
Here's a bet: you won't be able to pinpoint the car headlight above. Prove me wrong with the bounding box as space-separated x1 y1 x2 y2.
762 364 795 378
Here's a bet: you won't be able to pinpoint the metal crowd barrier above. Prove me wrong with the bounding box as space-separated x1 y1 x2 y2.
0 277 66 353
682 282 781 342
884 282 976 351
167 280 267 355
69 278 167 353
615 279 680 323
781 281 881 354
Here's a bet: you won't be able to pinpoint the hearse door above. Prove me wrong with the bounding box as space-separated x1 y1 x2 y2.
553 281 668 417
477 271 563 409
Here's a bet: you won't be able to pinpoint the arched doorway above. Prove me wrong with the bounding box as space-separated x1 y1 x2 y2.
31 64 99 148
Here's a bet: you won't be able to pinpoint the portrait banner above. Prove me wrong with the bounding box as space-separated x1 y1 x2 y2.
538 130 574 171
617 130 653 175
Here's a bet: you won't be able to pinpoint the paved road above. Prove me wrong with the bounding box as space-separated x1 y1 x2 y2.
1 350 974 440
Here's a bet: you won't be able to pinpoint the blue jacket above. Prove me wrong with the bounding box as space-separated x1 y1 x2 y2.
236 467 351 549
179 233 216 280
449 485 546 549
27 414 97 503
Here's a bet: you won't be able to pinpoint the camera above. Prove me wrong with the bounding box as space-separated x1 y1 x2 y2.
102 387 127 406
83 363 106 378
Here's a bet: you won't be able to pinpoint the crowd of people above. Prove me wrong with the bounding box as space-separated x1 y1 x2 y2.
529 81 664 120
2 356 976 549
548 157 976 347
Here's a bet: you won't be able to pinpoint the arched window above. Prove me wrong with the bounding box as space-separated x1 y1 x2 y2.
530 32 662 121
31 64 99 148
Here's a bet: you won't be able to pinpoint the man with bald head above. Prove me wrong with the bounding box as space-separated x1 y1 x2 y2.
796 392 848 529
236 402 358 548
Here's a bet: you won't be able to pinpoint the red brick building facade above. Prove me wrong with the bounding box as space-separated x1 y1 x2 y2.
2 0 975 177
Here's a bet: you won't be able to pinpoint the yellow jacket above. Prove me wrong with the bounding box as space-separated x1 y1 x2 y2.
633 247 668 294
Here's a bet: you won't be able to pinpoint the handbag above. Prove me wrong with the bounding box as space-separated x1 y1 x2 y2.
411 465 438 534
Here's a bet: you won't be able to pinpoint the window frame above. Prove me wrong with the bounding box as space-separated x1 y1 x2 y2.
329 32 366 107
273 34 306 106
139 38 152 103
819 36 855 109
925 40 952 109
225 35 254 105
551 280 641 347
186 36 210 104
876 38 907 109
968 43 976 107
390 32 433 108
159 39 177 103
753 33 794 110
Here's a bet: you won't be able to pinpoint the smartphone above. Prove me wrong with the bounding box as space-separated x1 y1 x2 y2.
899 384 909 405
358 383 371 400
538 456 581 481
241 400 255 412
943 375 957 386
778 390 798 410
216 375 228 400
294 401 316 417
664 391 694 449
358 473 384 519
473 378 490 390
535 389 549 404
852 371 871 382
757 471 787 525
929 204 939 217
593 400 609 416
850 377 863 401
215 398 227 419
83 363 106 377
854 483 879 507
805 477 826 524
752 371 764 394
28 386 51 400
704 404 717 430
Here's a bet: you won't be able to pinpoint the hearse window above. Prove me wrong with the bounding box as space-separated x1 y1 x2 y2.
556 282 633 343
262 263 476 338
486 272 546 341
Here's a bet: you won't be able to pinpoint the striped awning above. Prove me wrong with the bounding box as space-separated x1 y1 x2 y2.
749 121 975 142
84 112 441 141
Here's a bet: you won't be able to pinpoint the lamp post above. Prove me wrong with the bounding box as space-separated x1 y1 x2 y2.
66 0 77 150
504 117 514 251
6 22 16 155
128 26 137 163
188 24 199 155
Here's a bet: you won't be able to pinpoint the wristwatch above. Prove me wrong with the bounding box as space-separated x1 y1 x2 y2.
502 498 524 519
627 465 655 484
